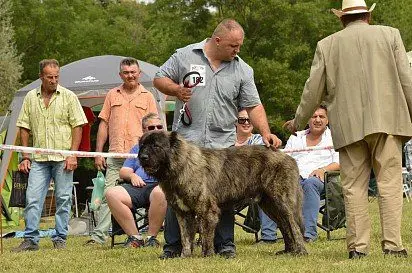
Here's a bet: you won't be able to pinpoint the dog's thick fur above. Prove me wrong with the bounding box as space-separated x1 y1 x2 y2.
138 131 307 257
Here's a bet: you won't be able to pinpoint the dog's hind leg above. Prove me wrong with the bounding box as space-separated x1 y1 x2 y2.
259 197 307 255
175 211 197 257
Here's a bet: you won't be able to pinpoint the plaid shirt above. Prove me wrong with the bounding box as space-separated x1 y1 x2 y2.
16 85 87 161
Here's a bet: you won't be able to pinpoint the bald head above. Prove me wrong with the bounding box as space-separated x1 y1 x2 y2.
212 19 244 38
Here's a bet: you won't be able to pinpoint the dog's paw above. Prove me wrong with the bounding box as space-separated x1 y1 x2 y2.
275 249 308 256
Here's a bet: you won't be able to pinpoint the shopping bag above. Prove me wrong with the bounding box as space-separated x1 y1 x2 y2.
90 171 105 211
9 171 29 208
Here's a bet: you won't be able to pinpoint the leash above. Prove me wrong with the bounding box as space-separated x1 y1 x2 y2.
177 71 202 128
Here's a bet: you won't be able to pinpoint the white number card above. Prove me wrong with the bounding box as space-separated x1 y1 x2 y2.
189 64 206 86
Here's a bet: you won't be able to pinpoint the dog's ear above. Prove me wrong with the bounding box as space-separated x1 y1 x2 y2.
139 132 148 144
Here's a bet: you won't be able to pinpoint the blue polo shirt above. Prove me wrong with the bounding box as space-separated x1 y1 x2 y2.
123 145 156 183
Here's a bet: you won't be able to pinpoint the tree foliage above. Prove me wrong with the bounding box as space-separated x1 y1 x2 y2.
0 0 22 115
8 0 412 141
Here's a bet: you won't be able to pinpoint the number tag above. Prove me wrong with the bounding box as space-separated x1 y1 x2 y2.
189 64 206 86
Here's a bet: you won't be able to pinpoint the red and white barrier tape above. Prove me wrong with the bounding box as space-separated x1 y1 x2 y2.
280 145 334 153
0 144 334 159
0 144 139 159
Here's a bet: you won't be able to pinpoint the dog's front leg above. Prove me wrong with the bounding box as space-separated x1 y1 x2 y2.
200 204 220 257
175 211 196 258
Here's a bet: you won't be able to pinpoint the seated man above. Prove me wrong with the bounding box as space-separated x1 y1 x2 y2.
261 105 340 242
106 113 167 247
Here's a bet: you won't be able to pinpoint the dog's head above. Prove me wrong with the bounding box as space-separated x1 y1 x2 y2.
138 131 180 178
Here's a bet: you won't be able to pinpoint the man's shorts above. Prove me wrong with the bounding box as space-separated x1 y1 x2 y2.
121 183 159 211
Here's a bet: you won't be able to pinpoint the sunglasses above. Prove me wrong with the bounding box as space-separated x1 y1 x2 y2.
237 117 251 124
146 125 163 131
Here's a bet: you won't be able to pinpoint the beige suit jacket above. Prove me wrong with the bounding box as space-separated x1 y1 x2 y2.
294 20 412 150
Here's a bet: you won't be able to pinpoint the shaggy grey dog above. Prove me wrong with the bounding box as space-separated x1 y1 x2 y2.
138 131 307 257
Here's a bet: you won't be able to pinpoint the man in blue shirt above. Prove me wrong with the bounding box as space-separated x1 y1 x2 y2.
105 113 167 247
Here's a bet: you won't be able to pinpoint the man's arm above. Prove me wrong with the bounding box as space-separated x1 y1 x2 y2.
65 126 82 171
95 119 108 171
284 44 326 134
119 166 146 187
246 104 282 148
309 162 340 182
18 127 31 174
154 77 192 103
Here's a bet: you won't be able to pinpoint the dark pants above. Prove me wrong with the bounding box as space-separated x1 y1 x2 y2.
163 206 236 254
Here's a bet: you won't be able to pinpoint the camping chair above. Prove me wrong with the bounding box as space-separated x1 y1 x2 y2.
234 199 260 243
110 179 149 248
317 171 346 240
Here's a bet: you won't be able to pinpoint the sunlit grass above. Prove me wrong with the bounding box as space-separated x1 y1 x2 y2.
1 199 411 273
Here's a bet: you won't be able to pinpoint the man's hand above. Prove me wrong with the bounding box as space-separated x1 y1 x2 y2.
309 168 326 182
262 133 282 148
176 86 192 103
283 119 297 134
130 173 146 188
64 156 78 171
95 156 107 171
18 158 31 174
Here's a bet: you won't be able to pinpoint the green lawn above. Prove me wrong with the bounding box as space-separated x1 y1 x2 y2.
1 200 411 273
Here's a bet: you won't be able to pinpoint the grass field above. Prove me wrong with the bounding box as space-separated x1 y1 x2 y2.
0 200 411 273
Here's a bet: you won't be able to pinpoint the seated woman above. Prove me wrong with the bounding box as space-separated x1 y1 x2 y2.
106 113 167 248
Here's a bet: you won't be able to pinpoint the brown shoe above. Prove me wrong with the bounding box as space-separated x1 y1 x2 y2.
383 249 408 258
348 250 367 259
11 239 39 252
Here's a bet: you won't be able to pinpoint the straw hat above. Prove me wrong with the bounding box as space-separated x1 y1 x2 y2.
331 0 376 18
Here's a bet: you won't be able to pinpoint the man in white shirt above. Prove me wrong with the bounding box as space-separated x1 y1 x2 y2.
263 105 339 242
287 105 340 242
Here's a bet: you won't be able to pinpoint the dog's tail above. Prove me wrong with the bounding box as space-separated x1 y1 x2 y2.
295 187 305 236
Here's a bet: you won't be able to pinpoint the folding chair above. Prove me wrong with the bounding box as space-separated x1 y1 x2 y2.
234 199 260 242
317 171 346 240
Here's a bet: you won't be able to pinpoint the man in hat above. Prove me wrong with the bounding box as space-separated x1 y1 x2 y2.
284 0 412 259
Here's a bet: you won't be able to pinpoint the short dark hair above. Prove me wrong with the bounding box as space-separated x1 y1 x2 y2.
318 104 327 113
120 57 139 72
341 12 370 27
39 59 59 74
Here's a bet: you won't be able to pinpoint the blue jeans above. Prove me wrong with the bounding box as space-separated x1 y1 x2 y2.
259 176 324 240
24 161 73 244
259 207 277 241
163 206 235 254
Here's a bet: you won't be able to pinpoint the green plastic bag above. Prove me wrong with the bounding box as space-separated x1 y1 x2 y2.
90 171 105 211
